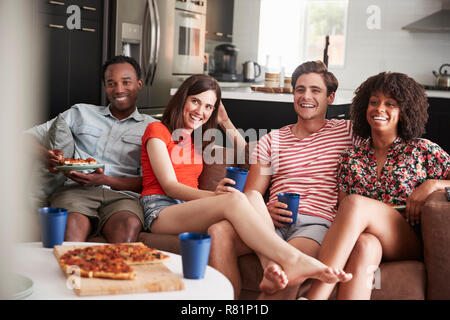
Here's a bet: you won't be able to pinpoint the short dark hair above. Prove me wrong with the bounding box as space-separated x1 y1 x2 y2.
101 55 142 82
291 60 338 96
351 72 429 140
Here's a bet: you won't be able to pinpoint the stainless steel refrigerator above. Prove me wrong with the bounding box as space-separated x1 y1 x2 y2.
103 0 206 118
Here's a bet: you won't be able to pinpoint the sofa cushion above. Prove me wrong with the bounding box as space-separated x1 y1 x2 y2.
30 115 74 206
370 261 426 300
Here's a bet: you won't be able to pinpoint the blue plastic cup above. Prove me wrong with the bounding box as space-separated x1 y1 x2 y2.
277 193 300 225
38 207 68 248
225 167 249 192
179 232 211 279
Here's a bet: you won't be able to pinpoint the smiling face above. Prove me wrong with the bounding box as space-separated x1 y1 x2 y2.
293 73 335 122
104 62 143 119
182 90 217 132
366 91 400 135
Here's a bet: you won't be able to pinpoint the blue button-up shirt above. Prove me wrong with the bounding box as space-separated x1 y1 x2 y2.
26 104 158 197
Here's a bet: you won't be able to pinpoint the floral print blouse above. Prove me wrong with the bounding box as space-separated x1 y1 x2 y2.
337 137 450 205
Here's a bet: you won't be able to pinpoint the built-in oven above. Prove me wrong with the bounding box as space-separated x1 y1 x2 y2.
172 0 207 76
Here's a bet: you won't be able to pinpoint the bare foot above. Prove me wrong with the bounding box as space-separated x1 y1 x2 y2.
259 262 288 295
282 254 352 286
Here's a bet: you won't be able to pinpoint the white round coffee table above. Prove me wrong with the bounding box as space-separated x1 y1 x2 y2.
10 242 234 300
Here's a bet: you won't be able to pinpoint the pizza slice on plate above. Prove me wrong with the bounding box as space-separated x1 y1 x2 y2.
60 157 97 165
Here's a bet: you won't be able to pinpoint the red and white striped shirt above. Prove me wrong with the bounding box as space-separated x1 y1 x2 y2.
251 119 360 222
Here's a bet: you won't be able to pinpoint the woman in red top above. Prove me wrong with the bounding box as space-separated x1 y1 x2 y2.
305 72 450 300
140 74 351 289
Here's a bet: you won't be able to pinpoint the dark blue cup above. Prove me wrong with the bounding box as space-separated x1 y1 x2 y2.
38 207 68 248
179 232 211 279
277 193 300 225
225 167 249 192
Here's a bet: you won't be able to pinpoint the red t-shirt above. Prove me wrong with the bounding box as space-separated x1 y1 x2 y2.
140 122 203 197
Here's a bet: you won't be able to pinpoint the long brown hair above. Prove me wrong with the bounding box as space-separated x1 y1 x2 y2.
161 74 221 150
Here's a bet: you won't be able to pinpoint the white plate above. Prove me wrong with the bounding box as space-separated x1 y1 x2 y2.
55 164 104 172
6 273 34 300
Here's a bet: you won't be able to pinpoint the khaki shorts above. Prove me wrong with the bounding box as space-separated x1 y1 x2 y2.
275 214 332 245
49 186 144 236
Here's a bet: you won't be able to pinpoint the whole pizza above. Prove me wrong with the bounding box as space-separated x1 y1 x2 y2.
58 243 170 280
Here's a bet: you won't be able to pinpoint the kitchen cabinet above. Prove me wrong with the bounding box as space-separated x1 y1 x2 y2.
206 0 234 42
36 0 103 120
423 98 450 153
220 99 295 144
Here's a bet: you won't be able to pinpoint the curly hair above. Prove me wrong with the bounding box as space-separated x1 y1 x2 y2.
350 72 429 140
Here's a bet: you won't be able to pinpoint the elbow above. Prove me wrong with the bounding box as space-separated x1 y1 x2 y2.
159 181 179 198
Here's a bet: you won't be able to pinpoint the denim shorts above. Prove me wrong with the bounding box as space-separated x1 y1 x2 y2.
275 214 332 245
140 194 184 232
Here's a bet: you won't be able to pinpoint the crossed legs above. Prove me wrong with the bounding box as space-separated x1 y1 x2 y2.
199 191 351 299
306 194 422 300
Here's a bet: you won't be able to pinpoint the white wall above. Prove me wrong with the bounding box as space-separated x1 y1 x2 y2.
233 0 450 90
0 0 42 298
232 0 262 75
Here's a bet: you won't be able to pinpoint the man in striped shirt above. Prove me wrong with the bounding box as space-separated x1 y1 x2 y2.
208 61 360 300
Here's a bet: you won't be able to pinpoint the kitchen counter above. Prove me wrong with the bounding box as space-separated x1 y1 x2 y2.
170 86 450 104
425 90 450 99
170 86 354 105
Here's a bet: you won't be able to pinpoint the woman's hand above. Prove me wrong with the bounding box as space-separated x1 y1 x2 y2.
267 201 293 227
406 179 443 226
215 177 239 195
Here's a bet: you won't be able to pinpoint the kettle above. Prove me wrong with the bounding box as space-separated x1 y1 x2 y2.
242 61 261 82
432 64 450 88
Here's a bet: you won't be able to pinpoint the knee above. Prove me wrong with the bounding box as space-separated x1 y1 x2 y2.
351 233 382 262
244 190 263 201
222 191 248 211
336 194 368 220
339 194 366 209
104 212 142 242
122 214 143 234
207 220 237 246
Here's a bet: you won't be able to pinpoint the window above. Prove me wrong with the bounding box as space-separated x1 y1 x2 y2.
258 0 348 74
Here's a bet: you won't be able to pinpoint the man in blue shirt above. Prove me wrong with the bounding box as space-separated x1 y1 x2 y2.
27 56 157 243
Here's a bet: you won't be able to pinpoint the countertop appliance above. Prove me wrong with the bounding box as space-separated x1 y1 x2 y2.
171 0 207 88
105 0 206 118
433 64 450 88
211 43 239 82
242 61 261 82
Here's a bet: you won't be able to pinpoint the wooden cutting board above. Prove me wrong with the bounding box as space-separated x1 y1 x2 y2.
251 85 293 93
53 243 184 296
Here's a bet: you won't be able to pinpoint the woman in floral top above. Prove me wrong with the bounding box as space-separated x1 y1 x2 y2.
306 72 450 300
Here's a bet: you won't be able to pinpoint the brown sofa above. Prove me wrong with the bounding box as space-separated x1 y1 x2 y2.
138 146 450 300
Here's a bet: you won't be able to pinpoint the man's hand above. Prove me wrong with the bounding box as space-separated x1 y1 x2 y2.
46 149 64 173
217 101 230 126
63 168 106 187
267 201 293 227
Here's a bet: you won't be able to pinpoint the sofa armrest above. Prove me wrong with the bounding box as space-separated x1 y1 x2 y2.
421 189 450 299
